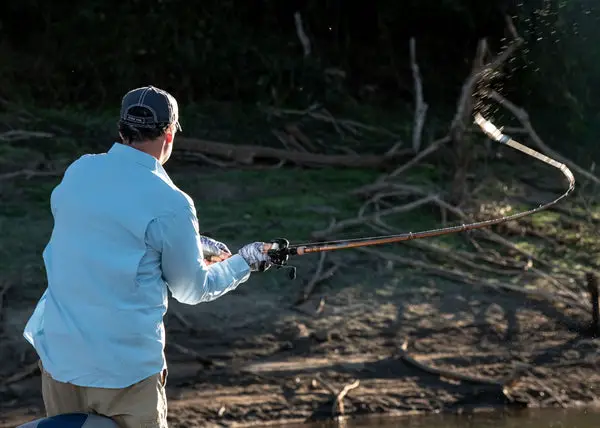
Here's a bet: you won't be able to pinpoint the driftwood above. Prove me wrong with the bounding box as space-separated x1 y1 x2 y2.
174 136 412 168
314 373 361 416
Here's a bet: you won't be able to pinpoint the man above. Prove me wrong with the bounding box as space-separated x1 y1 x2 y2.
22 85 274 428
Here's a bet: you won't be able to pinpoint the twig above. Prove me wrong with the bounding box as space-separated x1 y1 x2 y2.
311 195 439 239
264 107 403 139
409 37 428 153
296 252 327 304
294 12 311 57
314 373 360 416
272 129 309 152
284 123 318 152
334 380 360 416
387 136 451 179
429 196 555 270
353 182 554 271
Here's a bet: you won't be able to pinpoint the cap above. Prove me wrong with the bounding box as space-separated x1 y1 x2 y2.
120 85 182 131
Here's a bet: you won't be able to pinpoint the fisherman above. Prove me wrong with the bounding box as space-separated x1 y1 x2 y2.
20 85 274 428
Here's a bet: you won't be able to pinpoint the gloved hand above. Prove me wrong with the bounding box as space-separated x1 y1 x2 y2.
237 242 272 272
200 235 231 264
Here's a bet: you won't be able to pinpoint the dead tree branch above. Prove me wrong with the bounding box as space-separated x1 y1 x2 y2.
410 37 428 153
294 12 311 57
175 137 412 169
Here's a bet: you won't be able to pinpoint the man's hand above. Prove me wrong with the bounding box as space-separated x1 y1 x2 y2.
237 242 273 272
200 235 231 265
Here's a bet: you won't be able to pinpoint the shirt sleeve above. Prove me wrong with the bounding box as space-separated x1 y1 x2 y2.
146 203 251 305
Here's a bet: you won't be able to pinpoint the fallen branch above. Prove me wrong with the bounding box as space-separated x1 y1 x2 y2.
314 373 360 416
0 130 54 142
175 137 412 169
334 379 360 416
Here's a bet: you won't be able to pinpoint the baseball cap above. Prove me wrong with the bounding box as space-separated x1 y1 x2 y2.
120 85 182 131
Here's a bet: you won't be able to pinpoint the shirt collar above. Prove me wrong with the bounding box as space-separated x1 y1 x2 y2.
108 142 173 184
108 142 159 169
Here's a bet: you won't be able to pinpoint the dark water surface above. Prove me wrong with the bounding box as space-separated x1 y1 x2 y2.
279 409 600 428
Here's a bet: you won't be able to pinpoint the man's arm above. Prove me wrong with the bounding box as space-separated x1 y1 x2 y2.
146 203 251 305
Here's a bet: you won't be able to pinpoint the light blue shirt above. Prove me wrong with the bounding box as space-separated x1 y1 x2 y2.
23 143 252 388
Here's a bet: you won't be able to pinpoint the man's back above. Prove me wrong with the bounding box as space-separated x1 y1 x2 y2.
24 143 191 388
21 85 273 428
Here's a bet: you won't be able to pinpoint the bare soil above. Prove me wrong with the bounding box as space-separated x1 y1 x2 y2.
2 268 600 428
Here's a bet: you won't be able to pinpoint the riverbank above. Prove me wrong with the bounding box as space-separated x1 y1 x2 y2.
2 270 600 427
1 104 599 427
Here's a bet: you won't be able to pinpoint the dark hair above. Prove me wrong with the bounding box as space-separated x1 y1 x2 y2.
118 106 171 144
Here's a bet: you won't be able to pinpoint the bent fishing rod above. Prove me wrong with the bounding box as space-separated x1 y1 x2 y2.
264 113 576 279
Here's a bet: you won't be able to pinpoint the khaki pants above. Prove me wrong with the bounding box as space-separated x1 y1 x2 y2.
39 361 168 428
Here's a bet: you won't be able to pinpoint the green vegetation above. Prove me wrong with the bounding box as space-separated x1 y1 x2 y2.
1 104 598 307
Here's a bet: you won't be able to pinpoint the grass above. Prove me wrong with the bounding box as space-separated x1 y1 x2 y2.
1 101 599 305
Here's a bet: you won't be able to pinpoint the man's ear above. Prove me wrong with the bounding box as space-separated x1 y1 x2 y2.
165 129 174 144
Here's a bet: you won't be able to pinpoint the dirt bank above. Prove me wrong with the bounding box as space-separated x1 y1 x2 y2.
2 267 600 428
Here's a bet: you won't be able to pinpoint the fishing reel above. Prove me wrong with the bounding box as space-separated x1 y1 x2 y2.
259 238 297 280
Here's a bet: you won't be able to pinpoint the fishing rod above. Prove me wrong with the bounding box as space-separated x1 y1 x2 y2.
264 113 576 279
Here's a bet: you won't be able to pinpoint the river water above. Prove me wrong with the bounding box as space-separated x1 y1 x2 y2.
278 409 600 428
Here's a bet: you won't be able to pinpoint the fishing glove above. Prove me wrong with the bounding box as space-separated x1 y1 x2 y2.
200 235 231 261
238 242 272 272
